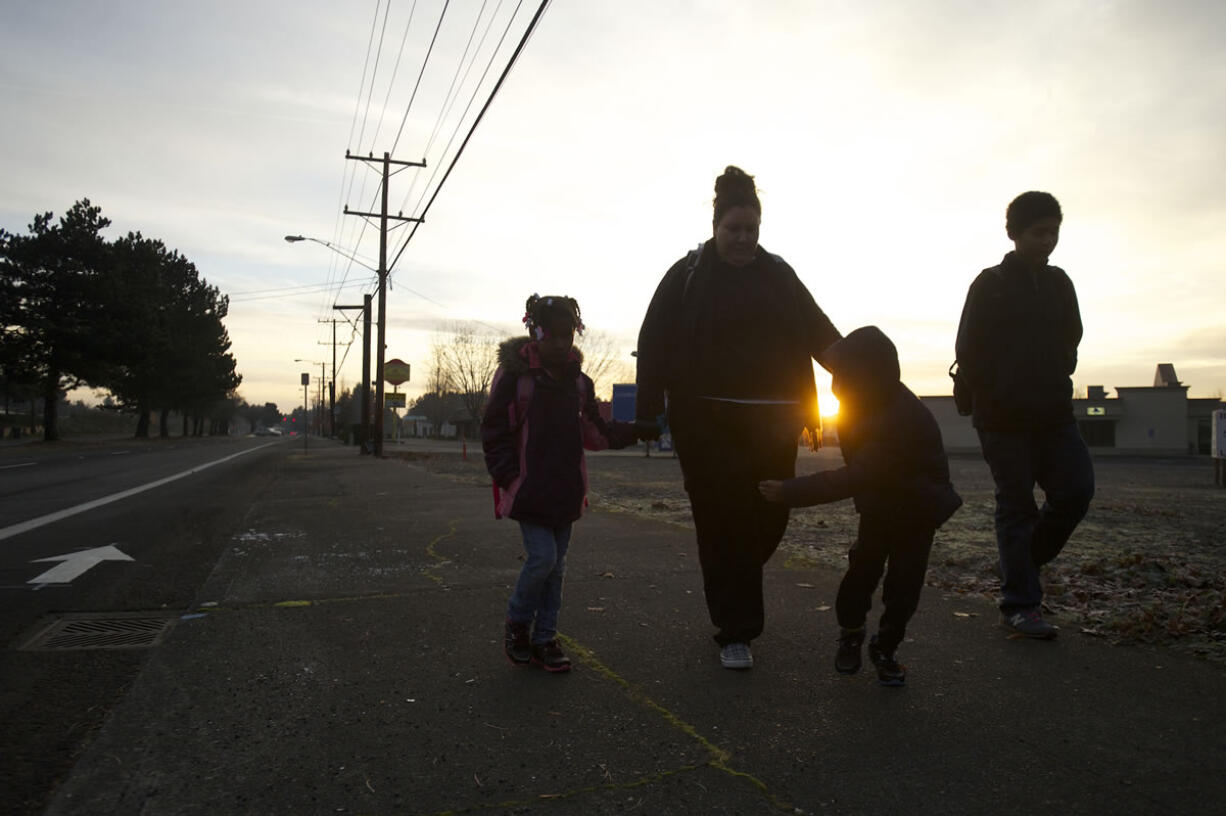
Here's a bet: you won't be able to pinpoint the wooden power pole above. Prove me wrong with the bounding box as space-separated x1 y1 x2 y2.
344 151 424 457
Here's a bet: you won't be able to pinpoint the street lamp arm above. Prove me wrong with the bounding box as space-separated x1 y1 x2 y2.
284 234 378 273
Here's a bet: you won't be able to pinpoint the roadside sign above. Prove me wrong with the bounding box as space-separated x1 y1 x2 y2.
385 358 411 385
385 391 406 409
611 383 636 422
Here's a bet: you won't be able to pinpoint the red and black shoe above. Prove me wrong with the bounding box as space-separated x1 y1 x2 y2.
530 639 572 673
504 619 531 666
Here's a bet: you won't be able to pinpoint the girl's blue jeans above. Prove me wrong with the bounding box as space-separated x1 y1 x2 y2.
507 521 572 644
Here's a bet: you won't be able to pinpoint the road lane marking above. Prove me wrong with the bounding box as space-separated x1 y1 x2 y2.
0 462 36 470
0 442 277 542
28 544 134 585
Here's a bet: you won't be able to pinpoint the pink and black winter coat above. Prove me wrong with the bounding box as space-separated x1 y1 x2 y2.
481 336 636 526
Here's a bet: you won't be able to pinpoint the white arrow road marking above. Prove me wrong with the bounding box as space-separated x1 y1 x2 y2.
0 441 277 543
28 544 134 585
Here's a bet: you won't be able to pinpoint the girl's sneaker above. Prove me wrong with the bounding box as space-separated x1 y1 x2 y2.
868 635 905 687
504 619 531 666
531 639 572 672
835 627 865 674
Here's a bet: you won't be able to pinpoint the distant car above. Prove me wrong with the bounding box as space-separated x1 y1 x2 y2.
253 426 282 436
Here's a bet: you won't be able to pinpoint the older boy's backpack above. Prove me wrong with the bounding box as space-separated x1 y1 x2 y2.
949 361 972 416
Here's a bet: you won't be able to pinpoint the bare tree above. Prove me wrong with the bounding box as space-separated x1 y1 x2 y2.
434 322 500 431
577 330 634 401
421 337 454 435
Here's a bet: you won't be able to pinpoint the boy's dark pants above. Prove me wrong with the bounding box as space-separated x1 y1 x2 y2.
836 513 935 655
977 422 1094 614
672 400 799 646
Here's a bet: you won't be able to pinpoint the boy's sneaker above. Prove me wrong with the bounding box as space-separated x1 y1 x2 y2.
504 619 531 666
835 627 865 675
1000 608 1057 640
530 639 572 673
867 635 906 687
720 642 754 670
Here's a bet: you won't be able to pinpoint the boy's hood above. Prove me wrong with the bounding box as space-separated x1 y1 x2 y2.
825 326 900 403
497 336 584 376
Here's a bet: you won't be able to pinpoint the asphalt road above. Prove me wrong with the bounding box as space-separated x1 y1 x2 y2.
0 434 291 815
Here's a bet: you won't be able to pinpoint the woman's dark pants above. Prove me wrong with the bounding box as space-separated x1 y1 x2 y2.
673 402 800 646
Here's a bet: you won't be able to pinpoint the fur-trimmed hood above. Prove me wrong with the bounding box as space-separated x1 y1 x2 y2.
496 336 585 377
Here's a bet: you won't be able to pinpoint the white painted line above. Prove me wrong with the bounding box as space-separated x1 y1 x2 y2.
0 442 278 542
0 462 36 471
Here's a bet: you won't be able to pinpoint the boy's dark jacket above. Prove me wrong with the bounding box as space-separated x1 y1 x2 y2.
776 326 962 528
954 251 1083 430
481 336 635 526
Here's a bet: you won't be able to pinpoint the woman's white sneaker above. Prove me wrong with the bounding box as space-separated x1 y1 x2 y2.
720 642 753 669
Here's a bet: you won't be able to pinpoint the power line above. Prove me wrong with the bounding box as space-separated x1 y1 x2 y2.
322 0 388 326
400 0 501 211
390 0 451 154
388 0 551 274
367 0 420 155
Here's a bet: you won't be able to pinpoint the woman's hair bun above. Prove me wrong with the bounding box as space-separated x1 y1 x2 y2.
713 165 760 221
715 165 754 196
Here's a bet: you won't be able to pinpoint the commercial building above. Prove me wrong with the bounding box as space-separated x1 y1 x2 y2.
924 364 1223 456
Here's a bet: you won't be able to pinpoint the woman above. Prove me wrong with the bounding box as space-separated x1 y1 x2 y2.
635 165 841 670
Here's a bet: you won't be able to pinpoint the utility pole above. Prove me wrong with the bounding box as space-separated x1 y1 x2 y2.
333 301 368 453
316 362 325 435
318 318 341 437
344 150 425 457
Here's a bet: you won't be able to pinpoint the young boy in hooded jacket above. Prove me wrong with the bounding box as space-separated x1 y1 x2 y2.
760 326 961 686
482 294 639 672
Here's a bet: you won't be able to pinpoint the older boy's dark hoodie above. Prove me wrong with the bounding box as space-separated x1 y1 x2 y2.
481 336 636 527
777 326 962 529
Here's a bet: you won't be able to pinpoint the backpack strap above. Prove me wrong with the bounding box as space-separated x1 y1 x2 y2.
514 374 533 429
512 369 588 429
681 241 706 301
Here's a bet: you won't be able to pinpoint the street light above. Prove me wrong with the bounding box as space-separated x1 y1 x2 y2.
283 235 378 273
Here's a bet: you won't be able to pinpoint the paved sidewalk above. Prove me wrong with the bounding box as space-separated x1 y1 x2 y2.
45 444 1226 815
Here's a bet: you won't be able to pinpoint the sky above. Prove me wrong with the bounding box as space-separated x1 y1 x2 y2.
2 0 1224 419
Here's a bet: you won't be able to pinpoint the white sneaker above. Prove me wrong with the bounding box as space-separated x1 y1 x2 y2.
720 642 753 669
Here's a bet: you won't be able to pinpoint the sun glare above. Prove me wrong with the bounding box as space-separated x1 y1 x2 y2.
820 395 840 419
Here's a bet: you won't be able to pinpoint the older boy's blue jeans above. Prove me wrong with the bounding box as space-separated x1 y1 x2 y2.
507 521 572 644
978 422 1094 614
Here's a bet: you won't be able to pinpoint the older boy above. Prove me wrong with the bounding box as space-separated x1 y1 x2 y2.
954 191 1095 639
760 326 961 686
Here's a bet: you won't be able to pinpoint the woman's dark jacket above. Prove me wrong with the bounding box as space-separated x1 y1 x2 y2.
481 336 635 526
777 326 962 529
635 241 840 432
955 251 1083 431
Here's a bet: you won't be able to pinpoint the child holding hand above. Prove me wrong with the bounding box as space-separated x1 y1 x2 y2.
760 326 961 686
482 294 639 672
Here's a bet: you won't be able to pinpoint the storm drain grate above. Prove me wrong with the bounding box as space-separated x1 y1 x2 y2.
21 613 177 651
